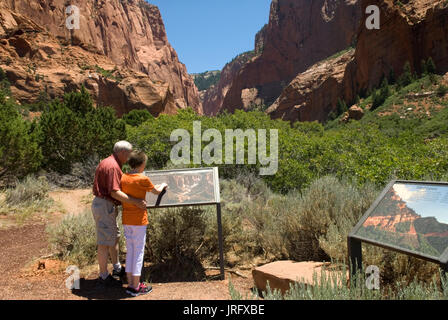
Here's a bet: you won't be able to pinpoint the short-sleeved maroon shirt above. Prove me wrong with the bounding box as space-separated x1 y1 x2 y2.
93 154 123 205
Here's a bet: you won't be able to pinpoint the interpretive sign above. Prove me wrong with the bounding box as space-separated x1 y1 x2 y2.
348 180 448 276
143 167 224 279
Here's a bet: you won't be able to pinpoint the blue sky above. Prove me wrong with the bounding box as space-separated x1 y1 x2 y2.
393 184 448 224
147 0 272 74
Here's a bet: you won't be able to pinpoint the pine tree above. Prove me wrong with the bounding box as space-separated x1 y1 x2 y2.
426 57 437 74
336 98 348 115
421 59 428 76
398 62 413 87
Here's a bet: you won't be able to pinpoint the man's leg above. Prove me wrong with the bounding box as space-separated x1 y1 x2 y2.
98 244 109 276
109 238 120 266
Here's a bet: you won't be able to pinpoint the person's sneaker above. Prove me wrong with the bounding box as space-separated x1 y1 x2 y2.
112 266 126 279
126 283 153 297
96 274 122 288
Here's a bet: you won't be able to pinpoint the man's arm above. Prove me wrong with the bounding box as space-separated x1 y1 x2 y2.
111 190 147 210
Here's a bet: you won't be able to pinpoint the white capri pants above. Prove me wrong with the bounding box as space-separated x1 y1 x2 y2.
123 225 147 277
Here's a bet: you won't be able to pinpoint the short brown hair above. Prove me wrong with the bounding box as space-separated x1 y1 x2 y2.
127 150 148 169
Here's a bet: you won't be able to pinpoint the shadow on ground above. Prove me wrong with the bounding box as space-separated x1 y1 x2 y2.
143 257 221 283
70 278 130 300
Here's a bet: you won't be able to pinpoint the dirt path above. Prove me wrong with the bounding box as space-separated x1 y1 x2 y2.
49 189 92 215
0 189 255 300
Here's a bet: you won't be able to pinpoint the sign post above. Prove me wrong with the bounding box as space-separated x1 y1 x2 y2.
145 167 225 280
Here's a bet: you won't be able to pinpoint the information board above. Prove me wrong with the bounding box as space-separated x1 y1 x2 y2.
351 181 448 262
144 167 220 208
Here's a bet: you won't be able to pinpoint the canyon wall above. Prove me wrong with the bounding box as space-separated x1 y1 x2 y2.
203 0 361 116
0 0 202 116
268 0 448 122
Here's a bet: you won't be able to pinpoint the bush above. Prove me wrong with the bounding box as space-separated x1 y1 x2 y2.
0 91 42 184
371 78 390 110
0 175 53 222
398 62 414 87
300 176 379 261
122 109 153 127
437 84 448 97
4 175 50 207
39 87 126 173
47 209 125 267
230 265 448 300
47 210 98 267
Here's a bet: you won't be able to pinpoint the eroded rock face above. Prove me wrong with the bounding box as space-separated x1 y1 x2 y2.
269 0 448 123
354 0 448 92
216 0 361 114
0 0 202 115
202 51 256 116
267 49 356 122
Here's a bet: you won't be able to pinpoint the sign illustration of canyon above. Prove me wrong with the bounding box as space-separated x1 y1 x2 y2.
144 169 217 208
355 183 448 258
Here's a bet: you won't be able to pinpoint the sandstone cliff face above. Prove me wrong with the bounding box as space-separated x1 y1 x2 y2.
202 51 257 116
0 0 202 115
268 0 448 123
214 0 361 115
353 0 448 92
267 49 356 122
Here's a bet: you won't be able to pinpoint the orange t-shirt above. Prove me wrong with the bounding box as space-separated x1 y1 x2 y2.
121 173 155 226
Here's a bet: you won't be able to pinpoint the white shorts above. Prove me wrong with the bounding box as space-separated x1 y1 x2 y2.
123 225 147 277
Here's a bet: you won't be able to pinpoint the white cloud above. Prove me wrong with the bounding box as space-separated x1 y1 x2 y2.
393 184 427 202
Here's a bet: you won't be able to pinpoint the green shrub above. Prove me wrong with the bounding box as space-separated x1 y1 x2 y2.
437 84 448 97
39 87 126 172
398 62 414 87
0 93 42 184
122 109 153 127
300 176 379 262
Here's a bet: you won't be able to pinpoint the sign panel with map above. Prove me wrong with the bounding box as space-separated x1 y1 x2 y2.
144 167 220 208
351 181 448 262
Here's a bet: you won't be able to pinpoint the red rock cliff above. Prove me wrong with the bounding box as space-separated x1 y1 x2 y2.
215 0 361 115
0 0 202 115
354 0 448 92
269 0 448 123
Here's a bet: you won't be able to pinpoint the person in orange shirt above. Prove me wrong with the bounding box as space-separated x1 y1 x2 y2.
121 150 167 297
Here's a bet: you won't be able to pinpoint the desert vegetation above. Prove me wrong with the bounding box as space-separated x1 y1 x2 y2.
1 62 448 298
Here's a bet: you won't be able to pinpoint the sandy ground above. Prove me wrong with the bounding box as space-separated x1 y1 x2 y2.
0 189 255 300
49 189 93 215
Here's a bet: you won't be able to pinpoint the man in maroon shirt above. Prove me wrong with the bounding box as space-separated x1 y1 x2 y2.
92 141 146 287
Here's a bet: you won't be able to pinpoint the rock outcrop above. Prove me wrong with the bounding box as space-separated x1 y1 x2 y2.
252 261 342 295
353 0 448 93
210 0 361 115
267 49 356 122
266 0 448 123
202 51 257 116
0 0 202 116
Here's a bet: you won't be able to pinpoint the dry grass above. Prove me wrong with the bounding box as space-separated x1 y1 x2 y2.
0 175 54 224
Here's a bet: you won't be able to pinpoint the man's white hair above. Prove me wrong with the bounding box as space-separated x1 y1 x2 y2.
113 141 133 154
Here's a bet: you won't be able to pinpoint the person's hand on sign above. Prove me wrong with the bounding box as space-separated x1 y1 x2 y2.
151 183 168 195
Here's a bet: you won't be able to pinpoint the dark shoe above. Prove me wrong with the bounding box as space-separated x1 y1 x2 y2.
112 266 126 280
126 283 153 297
97 274 122 288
